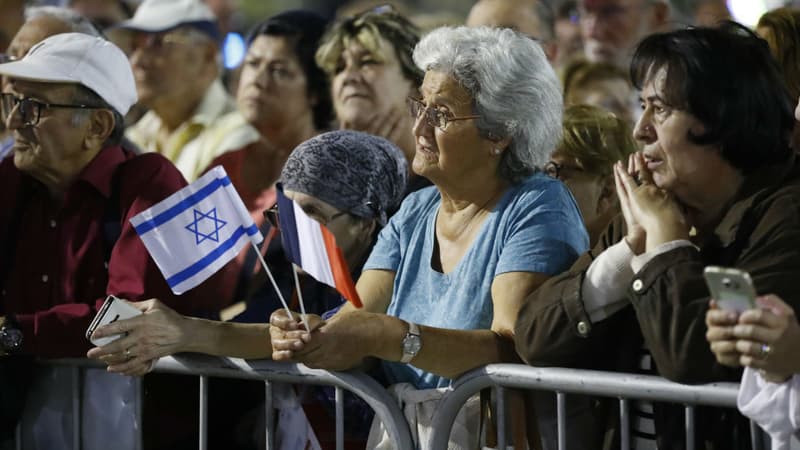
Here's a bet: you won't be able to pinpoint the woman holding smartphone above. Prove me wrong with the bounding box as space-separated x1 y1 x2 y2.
707 294 800 449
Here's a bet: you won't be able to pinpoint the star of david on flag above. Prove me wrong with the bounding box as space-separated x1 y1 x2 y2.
130 166 262 294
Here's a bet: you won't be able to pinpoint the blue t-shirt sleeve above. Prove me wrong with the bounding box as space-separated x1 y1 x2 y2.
363 187 434 272
495 178 589 276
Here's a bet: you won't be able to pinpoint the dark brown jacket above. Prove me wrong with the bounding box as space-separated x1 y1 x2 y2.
515 154 800 449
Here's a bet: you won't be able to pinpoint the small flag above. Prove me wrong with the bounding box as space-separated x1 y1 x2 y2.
275 185 363 308
130 166 262 294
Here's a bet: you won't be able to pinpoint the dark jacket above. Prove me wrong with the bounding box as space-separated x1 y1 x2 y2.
514 154 800 449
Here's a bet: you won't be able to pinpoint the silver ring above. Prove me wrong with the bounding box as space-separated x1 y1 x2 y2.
760 344 771 359
125 348 132 359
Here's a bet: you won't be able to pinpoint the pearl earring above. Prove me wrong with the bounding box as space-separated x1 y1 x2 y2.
493 148 502 155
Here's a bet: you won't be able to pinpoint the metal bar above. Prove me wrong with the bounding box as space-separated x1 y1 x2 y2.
496 386 506 450
265 380 273 450
619 398 630 450
557 392 566 450
135 376 143 450
72 366 80 450
685 405 695 450
15 419 21 450
335 386 344 450
199 375 208 450
750 420 765 450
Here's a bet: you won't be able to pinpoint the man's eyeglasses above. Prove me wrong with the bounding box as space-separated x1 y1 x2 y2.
127 30 200 53
0 93 105 127
406 96 480 131
263 204 351 229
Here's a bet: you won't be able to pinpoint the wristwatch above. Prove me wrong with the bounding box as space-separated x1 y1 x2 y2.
0 315 23 354
400 321 421 364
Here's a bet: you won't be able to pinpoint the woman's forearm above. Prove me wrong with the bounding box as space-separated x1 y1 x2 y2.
182 317 272 359
367 314 519 379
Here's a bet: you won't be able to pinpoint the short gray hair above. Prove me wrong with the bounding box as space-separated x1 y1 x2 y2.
413 26 562 183
25 6 101 36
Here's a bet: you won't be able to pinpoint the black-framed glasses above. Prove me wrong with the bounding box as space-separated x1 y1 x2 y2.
406 96 480 131
263 203 350 229
0 93 105 127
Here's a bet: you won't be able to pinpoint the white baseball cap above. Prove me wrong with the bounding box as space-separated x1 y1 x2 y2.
0 33 137 115
116 0 219 39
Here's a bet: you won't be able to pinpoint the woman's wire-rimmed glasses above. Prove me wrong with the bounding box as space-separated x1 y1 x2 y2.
406 96 480 131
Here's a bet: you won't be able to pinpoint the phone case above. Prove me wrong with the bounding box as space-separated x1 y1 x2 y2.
86 295 142 347
703 266 757 313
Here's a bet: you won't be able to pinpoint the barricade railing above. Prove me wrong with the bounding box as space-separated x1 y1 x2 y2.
30 355 413 450
428 364 765 450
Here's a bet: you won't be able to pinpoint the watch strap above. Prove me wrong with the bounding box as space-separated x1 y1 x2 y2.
400 321 421 364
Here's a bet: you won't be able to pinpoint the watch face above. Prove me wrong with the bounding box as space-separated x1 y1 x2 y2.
403 334 421 355
1 328 23 352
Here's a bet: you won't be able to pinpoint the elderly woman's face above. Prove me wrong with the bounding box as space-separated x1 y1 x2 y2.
633 67 726 205
237 35 313 133
331 37 414 129
411 71 495 183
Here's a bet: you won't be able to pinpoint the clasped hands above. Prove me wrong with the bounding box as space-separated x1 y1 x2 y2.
614 153 689 255
269 309 374 372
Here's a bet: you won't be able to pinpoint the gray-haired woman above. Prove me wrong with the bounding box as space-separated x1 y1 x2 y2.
270 26 589 447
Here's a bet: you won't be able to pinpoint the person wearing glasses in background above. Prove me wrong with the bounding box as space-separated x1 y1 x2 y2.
545 104 637 246
578 0 670 70
0 6 101 161
0 32 234 446
316 5 432 196
466 0 558 64
269 26 588 449
119 0 260 182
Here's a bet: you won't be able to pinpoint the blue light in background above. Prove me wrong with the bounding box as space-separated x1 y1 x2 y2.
223 32 246 70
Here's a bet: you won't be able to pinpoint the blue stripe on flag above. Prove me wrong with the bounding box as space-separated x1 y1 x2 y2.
134 176 232 235
276 186 302 267
165 224 257 288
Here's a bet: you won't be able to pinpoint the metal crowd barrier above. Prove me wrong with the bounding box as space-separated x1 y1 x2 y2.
30 355 414 450
428 364 766 450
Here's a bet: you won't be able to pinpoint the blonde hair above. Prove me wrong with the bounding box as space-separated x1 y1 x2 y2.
757 7 800 102
558 104 637 177
315 8 422 86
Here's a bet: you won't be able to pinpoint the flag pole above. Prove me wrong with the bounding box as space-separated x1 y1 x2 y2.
291 264 311 332
250 242 310 331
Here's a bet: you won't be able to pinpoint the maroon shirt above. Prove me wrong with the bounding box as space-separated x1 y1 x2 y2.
0 145 232 357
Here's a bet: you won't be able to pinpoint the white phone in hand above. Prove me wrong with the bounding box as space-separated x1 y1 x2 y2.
86 295 142 346
703 266 757 313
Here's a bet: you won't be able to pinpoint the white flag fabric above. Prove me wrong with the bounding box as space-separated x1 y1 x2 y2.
130 166 262 294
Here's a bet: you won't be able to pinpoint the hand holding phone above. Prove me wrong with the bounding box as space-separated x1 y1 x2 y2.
86 295 142 346
703 266 757 313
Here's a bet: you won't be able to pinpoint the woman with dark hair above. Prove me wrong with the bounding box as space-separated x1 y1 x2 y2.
200 10 333 306
515 22 800 449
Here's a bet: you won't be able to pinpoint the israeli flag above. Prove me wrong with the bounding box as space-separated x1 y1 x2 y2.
130 166 262 294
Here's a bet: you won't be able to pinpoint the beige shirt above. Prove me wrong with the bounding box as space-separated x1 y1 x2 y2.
126 79 260 181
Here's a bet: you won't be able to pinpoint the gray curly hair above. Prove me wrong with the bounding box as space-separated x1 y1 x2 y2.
413 26 563 183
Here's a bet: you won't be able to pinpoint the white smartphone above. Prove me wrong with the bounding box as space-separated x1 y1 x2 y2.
703 266 757 313
86 295 142 347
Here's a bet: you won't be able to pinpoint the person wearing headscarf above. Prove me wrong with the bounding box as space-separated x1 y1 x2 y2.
86 130 408 374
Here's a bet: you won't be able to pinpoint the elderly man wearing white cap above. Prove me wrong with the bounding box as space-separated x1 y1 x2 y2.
0 32 229 359
119 0 259 181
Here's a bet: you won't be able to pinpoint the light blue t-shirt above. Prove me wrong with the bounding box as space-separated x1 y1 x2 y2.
364 173 589 389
